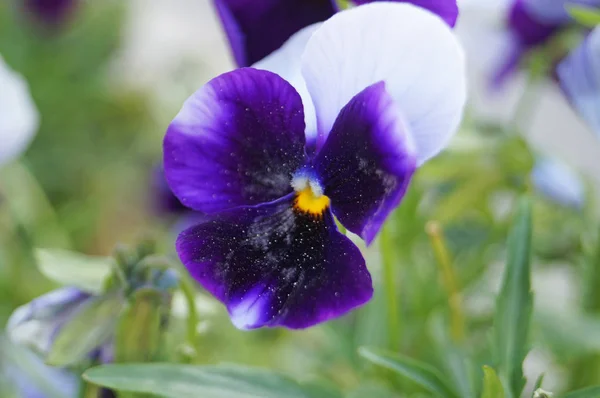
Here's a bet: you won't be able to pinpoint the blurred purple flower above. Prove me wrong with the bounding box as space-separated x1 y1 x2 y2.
6 287 111 360
557 27 600 137
493 0 600 87
531 156 584 209
213 0 458 66
23 0 77 27
1 337 79 398
164 4 465 329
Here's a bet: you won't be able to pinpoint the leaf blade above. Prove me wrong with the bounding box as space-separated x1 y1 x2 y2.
36 248 113 294
481 366 504 398
84 364 317 398
493 197 533 398
359 347 458 398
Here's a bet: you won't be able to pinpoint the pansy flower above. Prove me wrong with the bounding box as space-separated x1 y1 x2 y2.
492 0 600 87
165 3 466 329
213 0 458 66
557 26 600 138
0 55 38 168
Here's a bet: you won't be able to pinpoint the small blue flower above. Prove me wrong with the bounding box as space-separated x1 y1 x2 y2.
557 27 600 137
531 156 585 209
164 4 466 329
213 0 458 67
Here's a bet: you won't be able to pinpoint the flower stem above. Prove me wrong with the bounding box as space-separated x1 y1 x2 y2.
380 223 400 351
426 221 465 343
179 276 200 359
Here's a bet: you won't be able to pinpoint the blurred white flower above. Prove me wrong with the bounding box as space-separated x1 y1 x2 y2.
0 55 39 167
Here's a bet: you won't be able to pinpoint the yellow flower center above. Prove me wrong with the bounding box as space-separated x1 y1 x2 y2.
294 186 330 216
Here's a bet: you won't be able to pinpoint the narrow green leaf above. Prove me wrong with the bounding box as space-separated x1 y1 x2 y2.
493 197 533 398
115 288 163 363
481 366 504 398
563 386 600 398
36 248 113 294
359 347 459 398
47 292 124 366
567 5 600 27
532 374 544 395
84 364 318 398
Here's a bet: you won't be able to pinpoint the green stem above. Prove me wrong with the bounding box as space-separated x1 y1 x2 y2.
380 223 400 351
179 276 200 359
426 221 465 343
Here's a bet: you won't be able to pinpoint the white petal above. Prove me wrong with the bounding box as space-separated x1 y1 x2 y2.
253 24 321 142
0 55 39 167
301 3 466 165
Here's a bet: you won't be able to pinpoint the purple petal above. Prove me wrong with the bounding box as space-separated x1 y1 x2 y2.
23 0 77 26
176 195 373 329
164 68 307 213
151 163 188 215
213 0 335 66
314 82 417 245
557 27 600 137
353 0 458 27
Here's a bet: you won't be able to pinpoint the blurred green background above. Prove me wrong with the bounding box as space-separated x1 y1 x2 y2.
1 1 600 397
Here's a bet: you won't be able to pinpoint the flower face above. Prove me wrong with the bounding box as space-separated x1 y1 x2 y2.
0 55 38 167
165 3 466 329
557 27 600 138
214 0 458 67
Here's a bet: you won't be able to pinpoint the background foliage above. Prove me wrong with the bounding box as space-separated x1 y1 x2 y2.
1 2 599 398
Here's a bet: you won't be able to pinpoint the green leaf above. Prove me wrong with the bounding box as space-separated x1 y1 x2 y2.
493 197 533 398
84 364 322 398
115 288 163 363
567 5 600 27
481 366 504 398
46 292 124 366
563 386 600 398
533 374 544 394
36 248 113 294
359 347 459 398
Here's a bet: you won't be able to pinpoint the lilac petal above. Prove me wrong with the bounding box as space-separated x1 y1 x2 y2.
7 287 91 355
213 0 335 67
314 82 417 245
164 68 307 213
176 195 373 329
531 156 585 209
557 27 600 137
353 0 458 27
3 342 79 398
